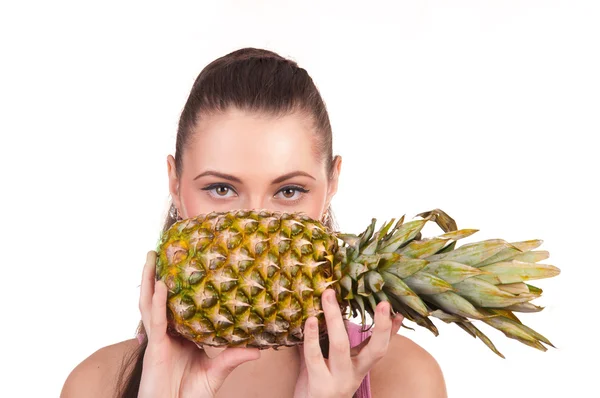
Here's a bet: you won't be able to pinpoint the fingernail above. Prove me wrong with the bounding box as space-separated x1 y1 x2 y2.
379 301 389 315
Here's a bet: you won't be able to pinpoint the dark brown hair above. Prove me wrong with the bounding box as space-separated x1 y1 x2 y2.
114 47 339 398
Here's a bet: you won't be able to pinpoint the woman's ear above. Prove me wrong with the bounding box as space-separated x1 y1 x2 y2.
167 155 182 211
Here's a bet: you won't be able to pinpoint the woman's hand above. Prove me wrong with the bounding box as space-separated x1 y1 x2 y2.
138 251 261 398
294 289 404 398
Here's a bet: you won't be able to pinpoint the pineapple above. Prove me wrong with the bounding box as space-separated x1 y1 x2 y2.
155 208 560 358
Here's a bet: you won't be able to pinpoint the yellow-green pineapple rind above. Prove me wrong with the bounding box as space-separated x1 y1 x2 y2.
156 209 338 348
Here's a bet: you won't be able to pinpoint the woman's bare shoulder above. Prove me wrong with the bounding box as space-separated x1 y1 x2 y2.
370 334 448 398
60 338 139 398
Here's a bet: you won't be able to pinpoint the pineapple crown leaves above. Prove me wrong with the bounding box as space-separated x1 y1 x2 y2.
334 208 561 358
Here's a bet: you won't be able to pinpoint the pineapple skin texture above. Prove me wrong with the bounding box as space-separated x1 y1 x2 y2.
156 209 339 348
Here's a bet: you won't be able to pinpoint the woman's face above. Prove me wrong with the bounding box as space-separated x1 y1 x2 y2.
167 107 341 222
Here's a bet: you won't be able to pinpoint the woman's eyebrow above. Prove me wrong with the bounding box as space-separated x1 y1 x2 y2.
193 170 315 184
194 170 242 183
271 171 316 184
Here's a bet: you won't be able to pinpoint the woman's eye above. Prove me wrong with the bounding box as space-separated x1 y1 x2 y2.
202 184 236 198
214 186 230 196
275 186 309 200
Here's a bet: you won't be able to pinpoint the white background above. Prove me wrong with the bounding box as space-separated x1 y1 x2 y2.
1 0 598 397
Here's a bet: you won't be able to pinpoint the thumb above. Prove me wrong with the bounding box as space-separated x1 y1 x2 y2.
205 347 261 392
298 344 307 371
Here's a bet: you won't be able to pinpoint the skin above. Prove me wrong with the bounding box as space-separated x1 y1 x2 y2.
61 108 448 398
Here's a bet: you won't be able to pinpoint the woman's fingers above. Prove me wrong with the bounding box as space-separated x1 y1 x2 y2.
204 347 261 394
149 279 169 345
391 313 403 335
140 250 157 338
353 301 393 375
321 289 351 374
303 316 330 381
349 313 404 356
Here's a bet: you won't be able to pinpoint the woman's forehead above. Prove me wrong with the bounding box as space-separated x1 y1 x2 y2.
184 110 324 179
194 108 314 144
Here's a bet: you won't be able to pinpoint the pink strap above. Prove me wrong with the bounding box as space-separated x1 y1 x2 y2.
346 321 373 398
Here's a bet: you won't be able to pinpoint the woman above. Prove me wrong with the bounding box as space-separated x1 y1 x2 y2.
61 48 447 398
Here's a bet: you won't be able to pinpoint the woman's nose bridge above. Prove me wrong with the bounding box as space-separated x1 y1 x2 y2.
243 194 270 211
